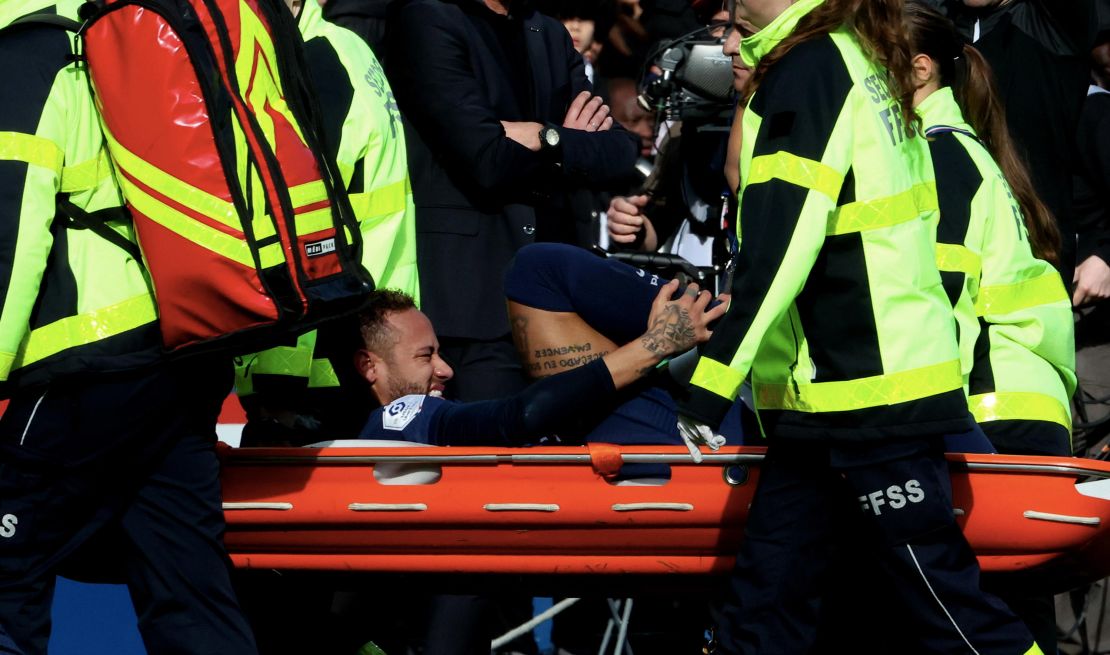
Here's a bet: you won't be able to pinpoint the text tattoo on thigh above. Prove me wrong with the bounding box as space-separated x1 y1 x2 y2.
534 343 605 372
511 316 608 374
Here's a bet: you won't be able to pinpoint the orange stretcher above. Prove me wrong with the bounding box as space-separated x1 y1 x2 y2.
219 443 1110 593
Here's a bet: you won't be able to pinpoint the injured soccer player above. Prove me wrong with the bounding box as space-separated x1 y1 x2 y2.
355 245 745 457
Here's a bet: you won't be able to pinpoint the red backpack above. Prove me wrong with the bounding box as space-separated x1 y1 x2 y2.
64 0 375 354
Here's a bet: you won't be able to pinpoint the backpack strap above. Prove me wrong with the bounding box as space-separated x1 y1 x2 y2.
7 8 137 263
55 198 145 264
7 13 81 32
4 11 88 66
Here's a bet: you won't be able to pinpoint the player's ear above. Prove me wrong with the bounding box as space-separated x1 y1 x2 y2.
354 348 380 384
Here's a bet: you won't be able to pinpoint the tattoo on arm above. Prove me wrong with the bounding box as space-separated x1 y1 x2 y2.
640 305 695 359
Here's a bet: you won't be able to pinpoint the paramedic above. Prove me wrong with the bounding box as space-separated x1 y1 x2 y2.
922 0 1096 285
821 5 1078 653
234 0 419 446
0 2 257 653
674 0 1040 652
912 3 1074 649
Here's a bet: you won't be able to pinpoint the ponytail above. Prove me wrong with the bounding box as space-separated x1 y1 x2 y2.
904 1 1060 265
742 0 920 139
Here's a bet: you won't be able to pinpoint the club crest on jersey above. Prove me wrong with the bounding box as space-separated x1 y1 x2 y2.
383 395 426 431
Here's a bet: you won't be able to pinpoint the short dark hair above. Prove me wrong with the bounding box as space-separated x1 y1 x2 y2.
358 289 418 356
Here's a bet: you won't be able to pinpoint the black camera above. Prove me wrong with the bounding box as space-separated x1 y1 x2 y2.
638 28 735 123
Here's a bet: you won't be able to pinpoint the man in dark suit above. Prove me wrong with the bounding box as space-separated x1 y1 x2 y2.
385 0 639 406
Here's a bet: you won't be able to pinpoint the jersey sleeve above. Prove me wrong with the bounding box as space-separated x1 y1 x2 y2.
361 358 618 446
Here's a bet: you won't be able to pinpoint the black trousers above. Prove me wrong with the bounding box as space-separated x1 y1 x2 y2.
712 437 1037 655
0 361 256 655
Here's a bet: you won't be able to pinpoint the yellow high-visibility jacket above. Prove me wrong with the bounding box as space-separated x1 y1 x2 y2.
0 0 161 396
921 87 1075 455
682 0 968 441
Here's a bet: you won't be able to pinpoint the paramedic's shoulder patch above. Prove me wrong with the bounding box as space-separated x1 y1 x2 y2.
382 394 429 431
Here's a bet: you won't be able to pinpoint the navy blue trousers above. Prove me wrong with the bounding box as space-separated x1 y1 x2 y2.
712 437 1036 655
0 361 256 655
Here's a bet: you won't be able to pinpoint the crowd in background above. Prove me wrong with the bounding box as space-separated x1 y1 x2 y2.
4 0 1110 653
294 0 1110 653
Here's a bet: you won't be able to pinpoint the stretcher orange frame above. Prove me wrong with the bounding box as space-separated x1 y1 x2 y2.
219 444 1110 593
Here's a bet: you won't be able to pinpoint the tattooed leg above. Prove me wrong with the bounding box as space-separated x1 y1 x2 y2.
507 301 618 379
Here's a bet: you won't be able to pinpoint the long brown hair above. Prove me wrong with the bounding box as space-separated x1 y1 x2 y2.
904 1 1061 265
740 0 920 139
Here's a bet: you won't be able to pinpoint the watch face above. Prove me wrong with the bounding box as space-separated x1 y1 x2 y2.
543 128 560 147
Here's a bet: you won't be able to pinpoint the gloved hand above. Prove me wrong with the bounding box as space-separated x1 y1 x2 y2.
677 415 726 463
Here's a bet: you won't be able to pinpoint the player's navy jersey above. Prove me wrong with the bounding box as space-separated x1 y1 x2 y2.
360 394 525 446
360 394 448 444
360 387 752 448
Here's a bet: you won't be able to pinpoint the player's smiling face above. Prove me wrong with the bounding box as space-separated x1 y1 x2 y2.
361 308 454 405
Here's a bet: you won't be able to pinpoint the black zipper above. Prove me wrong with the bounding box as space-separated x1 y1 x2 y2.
787 308 802 398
